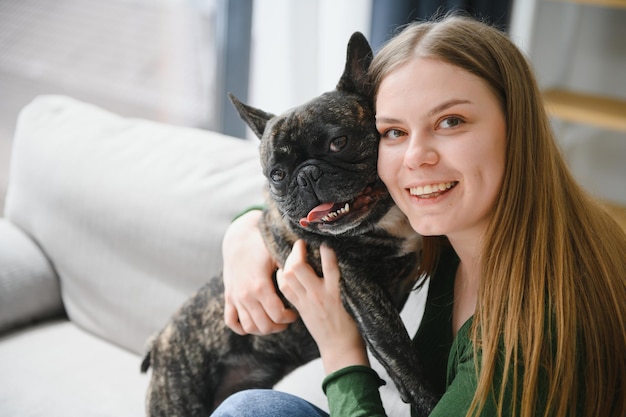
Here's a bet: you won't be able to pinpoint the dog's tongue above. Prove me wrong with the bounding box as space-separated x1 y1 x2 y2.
299 202 335 227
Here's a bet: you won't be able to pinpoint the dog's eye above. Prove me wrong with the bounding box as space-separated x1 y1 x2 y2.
270 168 286 182
329 136 347 152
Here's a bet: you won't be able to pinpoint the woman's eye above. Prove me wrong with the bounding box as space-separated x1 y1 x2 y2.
381 129 405 139
330 136 347 152
438 116 464 129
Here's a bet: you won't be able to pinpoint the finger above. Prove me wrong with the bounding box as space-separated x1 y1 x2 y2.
224 300 246 335
242 301 282 335
224 295 269 335
283 239 308 271
234 303 260 335
281 240 311 296
262 294 299 325
285 240 324 290
276 268 304 305
247 288 299 334
320 244 341 289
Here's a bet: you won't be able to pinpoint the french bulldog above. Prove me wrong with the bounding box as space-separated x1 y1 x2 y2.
141 32 438 417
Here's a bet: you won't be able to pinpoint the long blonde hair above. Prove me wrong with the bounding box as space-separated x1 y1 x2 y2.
370 15 626 417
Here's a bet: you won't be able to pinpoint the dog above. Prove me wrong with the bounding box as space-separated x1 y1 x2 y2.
141 32 438 417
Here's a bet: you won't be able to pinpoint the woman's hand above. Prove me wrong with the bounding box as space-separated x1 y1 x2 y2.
222 210 298 335
277 240 369 375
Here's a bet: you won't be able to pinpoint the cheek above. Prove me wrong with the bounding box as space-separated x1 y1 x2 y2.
377 147 395 188
476 148 506 204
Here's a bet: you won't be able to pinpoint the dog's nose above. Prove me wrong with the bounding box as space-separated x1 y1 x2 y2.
297 165 322 187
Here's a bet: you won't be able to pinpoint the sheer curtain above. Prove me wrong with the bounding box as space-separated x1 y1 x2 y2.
246 0 372 140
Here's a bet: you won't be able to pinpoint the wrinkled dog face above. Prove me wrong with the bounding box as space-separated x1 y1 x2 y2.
260 94 391 236
229 32 394 236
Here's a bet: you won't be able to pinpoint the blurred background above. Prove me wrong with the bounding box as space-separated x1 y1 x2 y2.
1 0 624 219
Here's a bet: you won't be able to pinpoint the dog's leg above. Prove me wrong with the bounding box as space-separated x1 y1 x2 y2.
210 323 320 411
339 275 439 416
144 277 321 417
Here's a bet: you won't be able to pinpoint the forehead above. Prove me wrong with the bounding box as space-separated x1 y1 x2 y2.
375 57 494 112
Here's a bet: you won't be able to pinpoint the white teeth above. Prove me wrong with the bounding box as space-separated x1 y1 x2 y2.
322 203 350 222
410 182 455 196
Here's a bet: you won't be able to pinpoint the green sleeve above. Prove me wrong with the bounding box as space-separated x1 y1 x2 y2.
232 205 265 221
322 365 388 417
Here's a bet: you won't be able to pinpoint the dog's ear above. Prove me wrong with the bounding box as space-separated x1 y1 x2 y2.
228 93 275 140
336 32 373 97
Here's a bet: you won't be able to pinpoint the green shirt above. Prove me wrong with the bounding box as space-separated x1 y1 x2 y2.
322 244 579 416
322 248 494 416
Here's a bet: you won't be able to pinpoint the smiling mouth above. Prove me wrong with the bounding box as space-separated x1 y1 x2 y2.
409 181 458 198
299 185 383 228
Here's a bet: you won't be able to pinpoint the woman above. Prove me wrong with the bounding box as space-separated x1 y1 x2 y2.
215 15 626 417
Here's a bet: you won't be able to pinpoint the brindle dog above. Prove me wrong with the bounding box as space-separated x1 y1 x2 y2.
141 32 438 417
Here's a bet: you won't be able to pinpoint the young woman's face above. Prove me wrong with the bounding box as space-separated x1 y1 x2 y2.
376 57 506 241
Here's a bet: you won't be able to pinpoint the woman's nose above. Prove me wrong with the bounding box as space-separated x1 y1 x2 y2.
403 133 439 169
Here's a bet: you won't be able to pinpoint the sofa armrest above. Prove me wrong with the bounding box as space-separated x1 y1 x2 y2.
0 218 64 334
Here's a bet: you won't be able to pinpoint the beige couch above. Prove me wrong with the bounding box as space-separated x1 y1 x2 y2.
0 96 426 416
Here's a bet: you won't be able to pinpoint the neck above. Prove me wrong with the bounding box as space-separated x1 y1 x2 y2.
448 232 481 281
449 233 482 336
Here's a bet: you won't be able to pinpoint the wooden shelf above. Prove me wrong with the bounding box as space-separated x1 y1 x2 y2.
553 0 626 9
543 89 626 132
546 0 626 232
601 200 626 232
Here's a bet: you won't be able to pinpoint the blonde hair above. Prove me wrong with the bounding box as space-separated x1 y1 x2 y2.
370 15 626 417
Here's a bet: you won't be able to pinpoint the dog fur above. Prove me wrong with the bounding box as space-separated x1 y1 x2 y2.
141 32 438 417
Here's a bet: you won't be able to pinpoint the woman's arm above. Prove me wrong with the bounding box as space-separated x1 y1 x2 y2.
222 209 298 335
277 240 369 373
278 240 387 416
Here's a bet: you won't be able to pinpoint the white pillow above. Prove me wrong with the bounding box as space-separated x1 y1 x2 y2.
5 95 265 354
0 219 63 333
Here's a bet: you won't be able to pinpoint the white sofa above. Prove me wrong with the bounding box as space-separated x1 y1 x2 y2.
0 96 425 417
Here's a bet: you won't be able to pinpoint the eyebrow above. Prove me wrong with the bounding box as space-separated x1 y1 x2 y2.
375 116 401 125
427 99 472 116
376 99 472 125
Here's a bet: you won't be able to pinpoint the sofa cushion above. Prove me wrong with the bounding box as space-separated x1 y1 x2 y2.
0 320 148 417
5 95 266 354
0 218 64 334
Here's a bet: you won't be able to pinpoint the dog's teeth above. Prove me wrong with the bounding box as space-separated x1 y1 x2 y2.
320 203 351 223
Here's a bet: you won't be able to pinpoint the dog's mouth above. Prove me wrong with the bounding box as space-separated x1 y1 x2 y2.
299 185 384 228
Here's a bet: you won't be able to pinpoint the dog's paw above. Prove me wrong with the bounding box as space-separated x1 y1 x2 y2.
395 377 438 415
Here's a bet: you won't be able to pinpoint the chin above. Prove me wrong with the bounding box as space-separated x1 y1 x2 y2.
408 219 445 237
